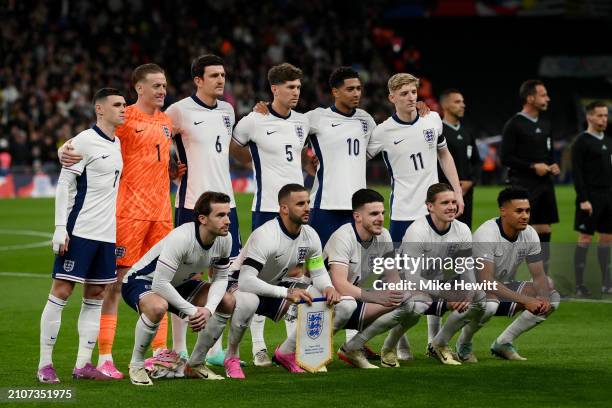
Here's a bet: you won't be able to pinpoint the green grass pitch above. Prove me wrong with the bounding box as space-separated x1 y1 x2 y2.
0 185 611 407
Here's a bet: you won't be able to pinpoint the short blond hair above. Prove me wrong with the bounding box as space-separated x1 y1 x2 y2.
388 73 420 93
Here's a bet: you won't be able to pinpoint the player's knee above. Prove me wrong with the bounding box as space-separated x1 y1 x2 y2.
142 298 168 322
218 292 236 314
84 284 106 299
233 291 259 325
333 297 357 330
51 280 74 300
482 299 499 322
471 290 487 311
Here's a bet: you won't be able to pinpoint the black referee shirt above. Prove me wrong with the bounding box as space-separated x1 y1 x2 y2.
501 112 554 183
571 131 612 202
438 121 481 184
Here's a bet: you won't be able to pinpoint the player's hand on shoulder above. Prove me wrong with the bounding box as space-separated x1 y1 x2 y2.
52 226 69 256
58 139 83 167
253 101 270 115
416 101 430 116
189 306 212 332
286 288 312 305
322 286 341 306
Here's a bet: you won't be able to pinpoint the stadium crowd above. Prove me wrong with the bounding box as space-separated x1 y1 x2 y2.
1 0 431 173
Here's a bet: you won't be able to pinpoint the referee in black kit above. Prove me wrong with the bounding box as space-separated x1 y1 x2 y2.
437 89 481 229
571 101 612 296
501 79 560 273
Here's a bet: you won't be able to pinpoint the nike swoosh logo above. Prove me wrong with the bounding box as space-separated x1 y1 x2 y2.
194 121 204 125
275 254 284 259
331 123 341 127
393 139 405 145
50 336 56 340
101 155 110 159
267 131 277 135
87 340 96 345
349 261 358 264
135 129 145 133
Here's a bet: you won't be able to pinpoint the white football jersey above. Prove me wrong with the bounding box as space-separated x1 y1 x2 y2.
324 223 393 286
59 126 123 243
306 107 376 210
400 215 472 280
472 218 541 282
126 222 232 287
165 96 236 209
367 112 445 221
233 109 309 212
232 217 322 285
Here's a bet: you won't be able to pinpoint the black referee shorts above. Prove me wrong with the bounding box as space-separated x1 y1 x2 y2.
574 189 612 235
510 179 559 225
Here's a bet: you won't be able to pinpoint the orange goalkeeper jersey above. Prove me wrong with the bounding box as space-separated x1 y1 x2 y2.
116 104 173 222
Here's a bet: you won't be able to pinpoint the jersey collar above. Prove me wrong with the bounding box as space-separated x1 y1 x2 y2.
392 112 419 126
92 125 115 142
191 94 218 110
270 105 291 120
585 131 604 140
496 217 518 243
331 104 356 118
426 214 451 236
351 221 374 245
517 111 538 123
442 121 461 131
194 222 214 250
276 217 300 240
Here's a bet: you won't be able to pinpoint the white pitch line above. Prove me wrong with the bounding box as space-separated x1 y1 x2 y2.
0 272 47 278
0 229 52 251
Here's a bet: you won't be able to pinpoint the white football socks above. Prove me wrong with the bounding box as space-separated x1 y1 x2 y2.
250 314 267 354
189 313 230 366
496 311 546 345
130 314 159 368
171 313 188 355
39 294 67 369
75 298 103 369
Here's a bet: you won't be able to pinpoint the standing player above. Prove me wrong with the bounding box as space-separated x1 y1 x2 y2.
223 184 355 379
457 188 560 361
122 192 235 385
326 189 419 369
231 63 309 231
37 89 125 383
500 79 559 273
306 67 377 247
59 64 177 378
165 54 242 364
381 183 484 366
571 101 612 296
367 73 464 243
366 73 464 356
230 63 310 364
437 89 482 229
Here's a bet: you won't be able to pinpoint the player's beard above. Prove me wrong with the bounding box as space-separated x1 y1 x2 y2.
289 211 308 226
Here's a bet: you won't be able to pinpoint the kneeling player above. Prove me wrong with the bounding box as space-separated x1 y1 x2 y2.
383 183 485 366
37 89 125 383
122 192 235 385
224 184 355 378
457 187 560 361
326 189 419 369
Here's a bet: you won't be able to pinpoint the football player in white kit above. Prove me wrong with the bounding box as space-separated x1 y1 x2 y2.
325 189 420 368
231 63 310 365
367 73 465 358
383 183 486 366
223 184 356 379
37 88 125 383
457 187 560 362
122 192 236 385
164 54 241 368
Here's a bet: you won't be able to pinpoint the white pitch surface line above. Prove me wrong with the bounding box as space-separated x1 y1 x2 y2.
0 272 47 278
0 229 52 251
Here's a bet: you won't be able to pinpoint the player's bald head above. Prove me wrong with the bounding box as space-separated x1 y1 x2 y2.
278 183 308 205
